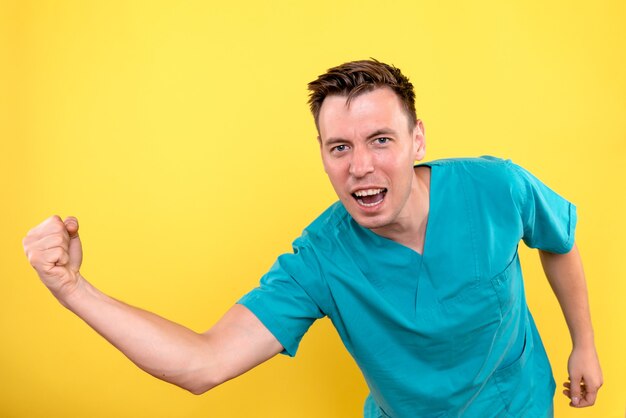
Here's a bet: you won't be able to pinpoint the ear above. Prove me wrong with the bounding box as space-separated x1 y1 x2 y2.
412 119 426 161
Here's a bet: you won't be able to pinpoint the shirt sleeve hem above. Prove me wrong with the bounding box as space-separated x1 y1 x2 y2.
528 202 577 254
561 202 577 253
236 297 299 357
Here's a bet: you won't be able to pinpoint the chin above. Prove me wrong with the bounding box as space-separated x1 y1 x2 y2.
340 198 387 229
347 211 391 230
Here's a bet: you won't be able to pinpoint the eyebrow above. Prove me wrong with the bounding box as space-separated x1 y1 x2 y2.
322 127 398 146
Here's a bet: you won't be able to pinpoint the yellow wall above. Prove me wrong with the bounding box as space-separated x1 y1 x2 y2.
1 0 624 416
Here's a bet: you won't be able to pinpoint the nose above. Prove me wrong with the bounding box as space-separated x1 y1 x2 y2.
349 146 374 178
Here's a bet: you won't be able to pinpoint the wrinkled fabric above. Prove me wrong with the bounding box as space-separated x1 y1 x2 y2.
238 157 575 417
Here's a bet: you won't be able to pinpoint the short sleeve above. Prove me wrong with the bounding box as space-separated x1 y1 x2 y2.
510 163 577 253
237 243 326 357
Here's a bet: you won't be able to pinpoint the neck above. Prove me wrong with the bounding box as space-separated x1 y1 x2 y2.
371 166 431 254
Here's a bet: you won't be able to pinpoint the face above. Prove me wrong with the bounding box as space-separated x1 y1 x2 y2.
318 87 426 232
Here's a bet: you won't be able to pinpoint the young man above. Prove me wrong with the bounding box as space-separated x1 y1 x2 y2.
23 59 602 417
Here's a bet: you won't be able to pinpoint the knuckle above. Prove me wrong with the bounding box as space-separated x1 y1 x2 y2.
45 218 64 231
51 224 64 235
44 229 63 244
28 252 39 266
51 234 65 247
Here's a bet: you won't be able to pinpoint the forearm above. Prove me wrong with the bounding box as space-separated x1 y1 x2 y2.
60 275 218 394
539 243 603 406
538 244 594 348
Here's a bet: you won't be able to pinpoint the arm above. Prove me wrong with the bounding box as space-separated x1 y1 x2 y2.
538 243 603 407
23 215 283 394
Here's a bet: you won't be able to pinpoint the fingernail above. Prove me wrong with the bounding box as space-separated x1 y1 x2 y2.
571 396 579 406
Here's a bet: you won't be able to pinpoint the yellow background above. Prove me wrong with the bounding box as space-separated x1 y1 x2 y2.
1 1 625 417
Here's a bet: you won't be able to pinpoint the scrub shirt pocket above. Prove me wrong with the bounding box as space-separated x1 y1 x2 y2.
493 323 533 413
365 395 449 418
378 409 448 418
490 254 542 417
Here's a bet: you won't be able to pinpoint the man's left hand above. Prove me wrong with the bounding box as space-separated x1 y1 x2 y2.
563 346 603 407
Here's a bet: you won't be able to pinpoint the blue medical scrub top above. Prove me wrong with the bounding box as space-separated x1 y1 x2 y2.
238 157 576 417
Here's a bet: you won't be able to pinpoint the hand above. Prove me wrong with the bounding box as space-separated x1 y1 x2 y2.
562 345 603 407
23 215 83 300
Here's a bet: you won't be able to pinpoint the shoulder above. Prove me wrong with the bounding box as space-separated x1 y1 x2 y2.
424 155 526 193
425 155 516 174
295 201 352 248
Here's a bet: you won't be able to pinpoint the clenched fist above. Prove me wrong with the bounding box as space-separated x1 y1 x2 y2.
23 215 83 300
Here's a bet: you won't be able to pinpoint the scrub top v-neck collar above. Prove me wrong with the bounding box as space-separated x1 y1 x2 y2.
346 163 436 321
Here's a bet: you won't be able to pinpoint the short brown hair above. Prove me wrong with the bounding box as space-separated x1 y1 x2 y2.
307 59 417 130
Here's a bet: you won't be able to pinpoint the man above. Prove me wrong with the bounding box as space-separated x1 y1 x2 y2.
23 59 602 417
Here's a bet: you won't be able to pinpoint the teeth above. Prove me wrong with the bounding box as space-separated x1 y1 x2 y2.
359 201 381 207
354 188 384 197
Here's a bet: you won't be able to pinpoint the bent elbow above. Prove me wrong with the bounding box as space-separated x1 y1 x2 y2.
151 369 220 396
187 385 210 396
182 374 223 396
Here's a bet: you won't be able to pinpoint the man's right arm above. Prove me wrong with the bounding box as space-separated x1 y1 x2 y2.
23 215 283 395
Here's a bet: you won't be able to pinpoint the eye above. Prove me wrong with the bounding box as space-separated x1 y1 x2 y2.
374 137 390 145
332 144 349 153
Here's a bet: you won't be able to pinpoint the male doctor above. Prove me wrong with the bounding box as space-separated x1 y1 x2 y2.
23 59 602 417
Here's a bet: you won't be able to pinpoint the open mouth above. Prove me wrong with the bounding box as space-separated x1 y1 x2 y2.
352 188 387 207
